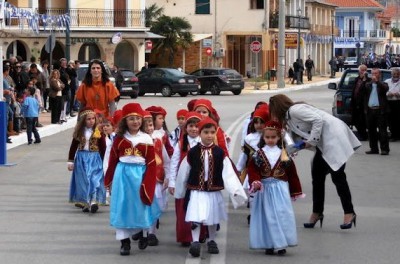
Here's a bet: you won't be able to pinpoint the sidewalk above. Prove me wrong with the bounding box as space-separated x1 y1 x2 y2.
243 72 342 93
6 112 77 150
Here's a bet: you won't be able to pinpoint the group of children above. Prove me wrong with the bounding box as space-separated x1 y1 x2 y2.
67 98 304 257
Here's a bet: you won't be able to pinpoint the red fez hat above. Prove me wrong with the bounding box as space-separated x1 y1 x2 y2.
253 105 270 123
145 106 167 117
264 120 282 133
197 117 218 132
113 110 123 125
177 109 188 119
255 101 268 110
193 98 213 112
79 107 95 119
142 110 152 119
122 103 144 118
184 111 202 122
187 99 198 111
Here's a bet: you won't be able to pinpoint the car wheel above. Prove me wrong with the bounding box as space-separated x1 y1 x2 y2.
138 92 145 96
130 92 138 99
199 90 206 95
210 83 221 95
161 86 172 97
232 89 242 95
178 92 188 97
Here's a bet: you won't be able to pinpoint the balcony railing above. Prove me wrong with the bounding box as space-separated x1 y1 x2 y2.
3 8 145 30
310 24 340 36
340 30 386 39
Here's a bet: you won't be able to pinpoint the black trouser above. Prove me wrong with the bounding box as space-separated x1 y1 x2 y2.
352 106 368 139
25 117 40 143
366 108 389 152
307 68 312 81
50 96 62 124
311 149 355 215
43 88 50 110
388 100 400 139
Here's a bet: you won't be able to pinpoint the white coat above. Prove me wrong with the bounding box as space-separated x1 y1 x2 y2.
285 104 361 171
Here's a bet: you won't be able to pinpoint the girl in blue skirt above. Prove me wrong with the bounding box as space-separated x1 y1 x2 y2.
247 120 303 256
67 107 106 213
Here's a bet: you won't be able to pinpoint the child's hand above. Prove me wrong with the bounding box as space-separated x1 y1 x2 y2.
67 163 74 171
163 179 169 190
249 181 262 193
168 187 175 196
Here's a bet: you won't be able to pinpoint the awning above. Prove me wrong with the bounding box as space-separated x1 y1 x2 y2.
145 32 165 39
192 33 212 42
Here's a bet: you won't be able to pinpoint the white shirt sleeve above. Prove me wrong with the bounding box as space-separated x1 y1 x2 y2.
168 143 181 188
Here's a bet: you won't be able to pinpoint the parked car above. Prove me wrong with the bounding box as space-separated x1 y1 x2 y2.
328 68 391 125
190 68 244 95
77 61 116 87
343 57 357 69
136 68 200 97
119 69 139 99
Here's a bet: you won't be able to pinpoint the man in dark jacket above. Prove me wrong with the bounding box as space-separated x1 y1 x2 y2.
362 68 390 155
305 55 315 81
351 64 370 141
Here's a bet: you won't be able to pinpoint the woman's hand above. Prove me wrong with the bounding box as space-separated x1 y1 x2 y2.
168 187 175 196
67 163 74 171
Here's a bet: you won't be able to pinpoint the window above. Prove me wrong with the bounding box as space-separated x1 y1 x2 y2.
250 0 264 9
196 0 210 14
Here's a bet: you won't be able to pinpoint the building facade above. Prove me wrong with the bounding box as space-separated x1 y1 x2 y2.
1 0 153 71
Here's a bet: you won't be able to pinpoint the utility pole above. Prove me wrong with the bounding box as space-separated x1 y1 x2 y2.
65 0 71 61
331 17 334 61
277 0 286 88
296 8 301 84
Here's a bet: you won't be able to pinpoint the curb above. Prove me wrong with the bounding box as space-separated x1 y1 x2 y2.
6 116 77 150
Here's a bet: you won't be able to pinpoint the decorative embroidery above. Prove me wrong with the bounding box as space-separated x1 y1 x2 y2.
124 148 133 156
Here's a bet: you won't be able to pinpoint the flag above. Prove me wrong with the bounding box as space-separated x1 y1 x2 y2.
385 45 391 69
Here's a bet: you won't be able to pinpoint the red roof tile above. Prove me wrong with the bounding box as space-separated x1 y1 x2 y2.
325 0 384 8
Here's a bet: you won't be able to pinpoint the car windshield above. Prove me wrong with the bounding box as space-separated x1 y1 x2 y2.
121 71 135 77
221 69 240 75
165 68 186 76
345 57 357 61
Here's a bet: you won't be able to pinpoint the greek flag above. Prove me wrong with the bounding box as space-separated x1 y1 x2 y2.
386 45 391 69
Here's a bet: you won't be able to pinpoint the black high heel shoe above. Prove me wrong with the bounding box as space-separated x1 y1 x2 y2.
303 213 324 228
340 214 356 229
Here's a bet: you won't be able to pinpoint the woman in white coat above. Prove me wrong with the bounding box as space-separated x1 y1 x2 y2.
269 94 361 230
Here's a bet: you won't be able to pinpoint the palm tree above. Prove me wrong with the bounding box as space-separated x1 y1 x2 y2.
151 15 193 66
145 4 164 28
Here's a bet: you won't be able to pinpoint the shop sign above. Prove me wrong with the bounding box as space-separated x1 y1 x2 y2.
71 38 99 45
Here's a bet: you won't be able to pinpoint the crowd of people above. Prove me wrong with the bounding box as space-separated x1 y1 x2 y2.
2 56 81 144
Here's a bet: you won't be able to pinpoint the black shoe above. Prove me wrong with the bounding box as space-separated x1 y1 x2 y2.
247 215 251 225
7 138 12 144
34 140 41 144
340 214 357 229
120 238 131 256
380 151 389 155
265 248 274 255
74 203 84 208
132 230 143 241
82 205 90 212
277 249 286 255
189 242 201 257
365 150 379 154
304 213 324 228
90 203 99 213
28 141 32 145
148 234 159 246
207 240 219 254
36 123 44 127
138 237 148 250
181 242 191 247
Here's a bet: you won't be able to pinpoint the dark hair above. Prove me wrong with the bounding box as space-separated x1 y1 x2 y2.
269 94 294 124
3 65 9 73
151 113 170 134
200 123 217 132
82 59 110 86
28 87 36 96
249 117 265 133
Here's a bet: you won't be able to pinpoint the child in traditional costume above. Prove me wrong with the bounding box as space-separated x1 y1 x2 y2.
102 116 115 205
175 117 247 258
67 107 106 213
170 109 188 147
141 110 169 246
105 103 161 256
247 120 303 256
168 111 208 246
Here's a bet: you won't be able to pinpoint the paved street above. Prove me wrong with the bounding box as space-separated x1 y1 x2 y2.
1 86 400 264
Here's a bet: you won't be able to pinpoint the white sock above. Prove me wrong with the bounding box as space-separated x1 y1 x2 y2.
149 222 157 234
191 223 200 242
208 224 218 241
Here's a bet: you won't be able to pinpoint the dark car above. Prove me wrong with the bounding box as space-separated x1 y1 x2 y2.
190 68 244 95
137 68 200 97
119 69 139 99
328 68 391 125
77 62 116 87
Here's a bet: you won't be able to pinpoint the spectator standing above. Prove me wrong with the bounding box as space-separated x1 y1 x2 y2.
111 64 124 97
305 55 315 81
22 87 41 145
329 57 338 78
59 58 71 121
76 59 120 117
297 59 304 84
48 69 64 124
41 60 50 112
67 60 77 117
362 68 390 155
385 67 400 142
11 62 29 95
141 61 149 72
350 64 370 141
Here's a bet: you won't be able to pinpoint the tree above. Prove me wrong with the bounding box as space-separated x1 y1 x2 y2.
145 3 164 28
151 15 193 66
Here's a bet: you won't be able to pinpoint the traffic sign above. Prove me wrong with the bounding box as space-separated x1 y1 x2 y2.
205 47 212 56
250 40 262 53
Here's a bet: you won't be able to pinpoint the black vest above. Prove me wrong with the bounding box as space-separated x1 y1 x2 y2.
186 144 225 191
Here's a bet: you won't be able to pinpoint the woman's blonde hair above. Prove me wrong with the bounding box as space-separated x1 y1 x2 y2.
50 69 60 79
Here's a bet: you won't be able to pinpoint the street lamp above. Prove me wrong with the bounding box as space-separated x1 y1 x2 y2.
297 7 301 84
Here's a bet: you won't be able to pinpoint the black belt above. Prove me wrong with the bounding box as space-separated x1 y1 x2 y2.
369 106 380 110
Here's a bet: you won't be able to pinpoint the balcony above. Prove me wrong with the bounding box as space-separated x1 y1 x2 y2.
2 8 145 31
339 29 387 42
310 24 340 36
